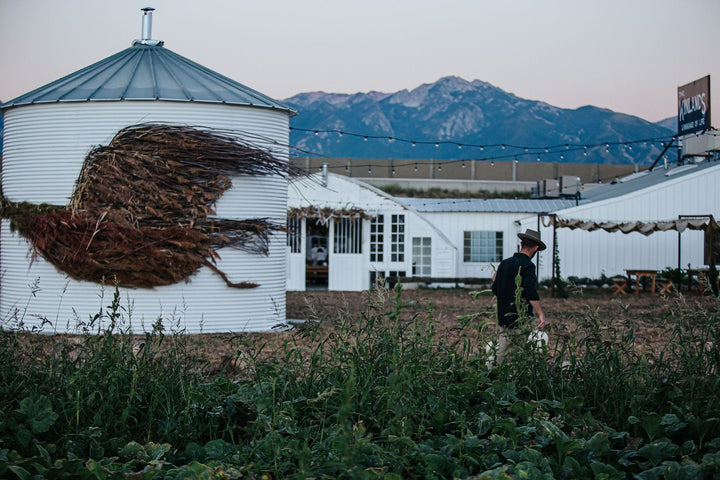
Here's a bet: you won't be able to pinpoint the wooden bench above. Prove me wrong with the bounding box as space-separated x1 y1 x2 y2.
657 278 673 294
612 277 628 295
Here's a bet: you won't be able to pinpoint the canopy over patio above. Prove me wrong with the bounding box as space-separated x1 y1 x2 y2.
551 217 714 236
541 214 719 296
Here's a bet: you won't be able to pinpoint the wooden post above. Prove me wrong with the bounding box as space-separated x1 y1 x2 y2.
551 214 557 298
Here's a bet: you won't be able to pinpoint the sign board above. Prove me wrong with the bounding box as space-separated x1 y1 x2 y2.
678 75 711 136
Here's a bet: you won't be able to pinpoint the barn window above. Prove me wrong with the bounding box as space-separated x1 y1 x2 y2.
412 237 432 276
334 218 362 254
370 215 384 262
463 231 503 262
287 217 302 253
391 214 405 262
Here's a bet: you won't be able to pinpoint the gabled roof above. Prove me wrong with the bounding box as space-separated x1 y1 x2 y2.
400 158 720 214
289 172 457 250
399 197 579 213
1 43 296 115
579 158 720 203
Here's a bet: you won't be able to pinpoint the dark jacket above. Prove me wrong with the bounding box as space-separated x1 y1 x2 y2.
491 252 540 328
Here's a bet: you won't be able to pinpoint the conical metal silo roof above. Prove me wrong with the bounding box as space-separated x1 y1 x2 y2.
1 9 296 116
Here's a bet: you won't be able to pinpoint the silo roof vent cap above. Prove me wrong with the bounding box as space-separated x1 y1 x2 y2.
132 7 164 47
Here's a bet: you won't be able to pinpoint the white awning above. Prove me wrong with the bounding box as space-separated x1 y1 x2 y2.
552 217 714 236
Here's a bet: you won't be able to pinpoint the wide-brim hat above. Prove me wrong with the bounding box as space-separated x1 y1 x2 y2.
517 229 547 251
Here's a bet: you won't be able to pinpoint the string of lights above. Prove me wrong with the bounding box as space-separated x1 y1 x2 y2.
289 126 678 157
288 154 663 190
287 126 680 183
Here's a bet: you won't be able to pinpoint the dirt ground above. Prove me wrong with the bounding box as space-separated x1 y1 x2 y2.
198 286 718 375
287 286 713 348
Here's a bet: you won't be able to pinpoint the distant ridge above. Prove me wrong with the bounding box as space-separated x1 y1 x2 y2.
655 116 677 132
284 76 675 165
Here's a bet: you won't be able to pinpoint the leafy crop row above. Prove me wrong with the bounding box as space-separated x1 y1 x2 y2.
1 286 719 479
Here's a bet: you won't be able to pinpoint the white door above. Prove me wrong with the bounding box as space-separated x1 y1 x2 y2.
329 218 365 291
286 217 306 291
412 237 432 277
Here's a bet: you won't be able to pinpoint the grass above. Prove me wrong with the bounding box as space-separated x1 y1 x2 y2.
1 285 719 479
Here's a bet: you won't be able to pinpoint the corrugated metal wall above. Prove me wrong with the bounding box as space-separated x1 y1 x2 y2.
1 101 290 333
529 165 720 280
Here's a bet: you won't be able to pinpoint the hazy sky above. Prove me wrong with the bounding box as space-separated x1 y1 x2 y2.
1 0 718 124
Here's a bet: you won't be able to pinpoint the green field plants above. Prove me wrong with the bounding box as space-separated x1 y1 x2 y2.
1 286 719 479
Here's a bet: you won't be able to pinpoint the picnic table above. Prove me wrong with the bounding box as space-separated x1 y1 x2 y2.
626 269 658 294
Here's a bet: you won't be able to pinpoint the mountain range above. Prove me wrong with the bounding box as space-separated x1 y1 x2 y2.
283 76 676 165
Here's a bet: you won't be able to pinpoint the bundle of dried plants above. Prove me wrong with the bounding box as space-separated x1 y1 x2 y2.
2 124 305 288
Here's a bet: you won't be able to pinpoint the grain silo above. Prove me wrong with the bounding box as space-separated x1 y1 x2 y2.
0 8 296 333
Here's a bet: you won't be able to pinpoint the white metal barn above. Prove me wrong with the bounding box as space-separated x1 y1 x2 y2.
0 10 295 333
287 172 457 291
401 198 578 282
523 157 720 281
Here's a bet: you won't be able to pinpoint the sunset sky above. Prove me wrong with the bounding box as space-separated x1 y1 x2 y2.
1 0 718 124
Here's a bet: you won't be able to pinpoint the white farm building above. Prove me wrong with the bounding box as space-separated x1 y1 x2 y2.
287 171 456 291
529 150 720 282
291 145 719 290
408 154 719 285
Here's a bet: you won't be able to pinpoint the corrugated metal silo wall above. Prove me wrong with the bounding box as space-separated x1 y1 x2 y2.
1 101 289 333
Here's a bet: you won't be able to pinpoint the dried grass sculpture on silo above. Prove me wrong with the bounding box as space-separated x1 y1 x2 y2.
1 124 304 288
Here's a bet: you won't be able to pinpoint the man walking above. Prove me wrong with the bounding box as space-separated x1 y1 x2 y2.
490 229 547 366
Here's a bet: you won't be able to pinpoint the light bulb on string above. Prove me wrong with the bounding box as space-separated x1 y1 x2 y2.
438 163 442 171
462 161 466 168
480 145 484 151
502 144 506 150
414 163 418 172
412 141 416 147
364 136 368 142
537 155 541 162
368 166 372 174
339 131 344 137
545 147 549 153
458 144 463 150
391 167 396 175
314 130 319 136
388 137 394 143
491 160 495 166
435 142 439 148
560 153 564 160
